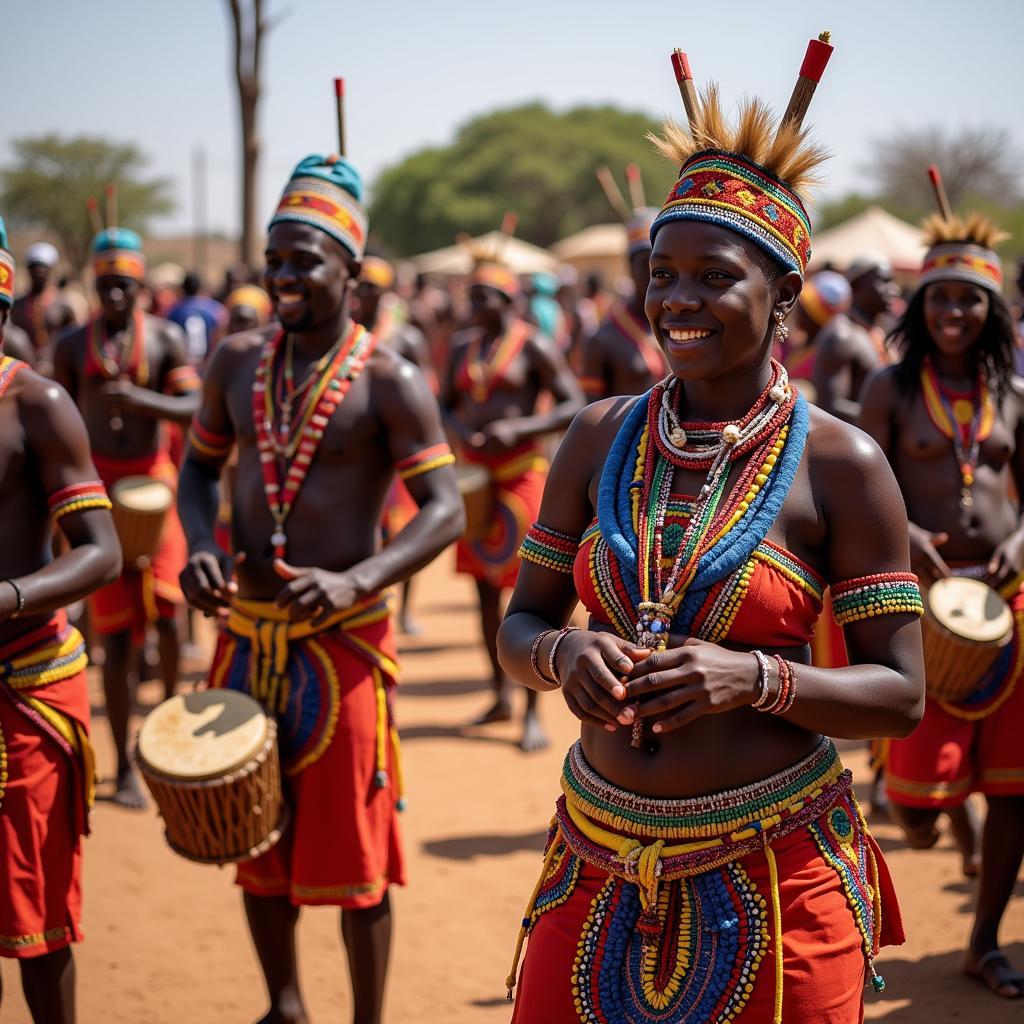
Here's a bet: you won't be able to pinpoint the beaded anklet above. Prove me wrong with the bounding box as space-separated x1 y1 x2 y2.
831 572 923 625
395 443 455 481
530 630 557 684
548 626 580 685
47 481 112 523
519 522 580 575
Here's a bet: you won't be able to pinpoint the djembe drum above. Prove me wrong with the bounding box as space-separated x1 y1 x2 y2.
457 465 492 541
921 576 1013 701
136 689 287 865
110 476 173 568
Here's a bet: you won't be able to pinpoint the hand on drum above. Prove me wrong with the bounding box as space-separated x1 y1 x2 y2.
908 524 951 583
273 559 360 625
180 549 243 616
987 531 1024 591
624 637 760 734
552 630 648 730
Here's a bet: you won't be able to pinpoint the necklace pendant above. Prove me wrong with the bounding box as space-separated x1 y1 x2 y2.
271 529 288 549
669 427 687 448
960 488 974 508
110 415 123 432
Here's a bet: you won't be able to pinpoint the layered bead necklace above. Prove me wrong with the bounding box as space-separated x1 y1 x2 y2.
920 356 995 508
463 318 530 403
253 323 376 558
596 360 804 748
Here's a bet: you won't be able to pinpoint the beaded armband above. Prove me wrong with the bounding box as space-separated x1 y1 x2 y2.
831 572 923 625
164 365 201 395
518 522 581 574
47 481 112 523
395 443 455 481
187 418 234 461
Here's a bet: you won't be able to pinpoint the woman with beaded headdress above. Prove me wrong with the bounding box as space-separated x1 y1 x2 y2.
498 34 925 1022
860 168 1024 1000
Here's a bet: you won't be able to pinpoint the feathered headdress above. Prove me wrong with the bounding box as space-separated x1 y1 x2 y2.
918 166 1008 293
595 165 658 255
649 33 834 277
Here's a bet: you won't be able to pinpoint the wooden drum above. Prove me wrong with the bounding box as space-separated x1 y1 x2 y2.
457 465 492 541
922 576 1013 701
110 475 173 568
136 689 287 865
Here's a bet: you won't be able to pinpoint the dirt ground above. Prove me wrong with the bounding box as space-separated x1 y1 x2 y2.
2 550 1022 1023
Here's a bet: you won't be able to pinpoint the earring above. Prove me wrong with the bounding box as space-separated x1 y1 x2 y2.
773 308 789 344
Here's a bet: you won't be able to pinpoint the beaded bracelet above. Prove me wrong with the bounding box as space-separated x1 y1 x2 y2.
548 626 580 686
530 630 557 684
3 578 24 620
779 660 798 714
751 650 772 709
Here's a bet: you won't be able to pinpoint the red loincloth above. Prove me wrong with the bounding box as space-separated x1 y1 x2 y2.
0 612 94 958
208 596 406 908
887 583 1024 808
456 444 547 590
90 449 186 643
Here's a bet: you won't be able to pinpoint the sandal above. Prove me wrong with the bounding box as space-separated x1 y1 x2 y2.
964 949 1024 999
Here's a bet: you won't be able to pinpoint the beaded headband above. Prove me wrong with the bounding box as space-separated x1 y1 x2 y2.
469 261 520 300
652 151 813 275
919 166 1005 294
650 34 833 279
799 270 851 327
0 247 14 308
92 227 146 282
361 255 395 290
270 172 368 261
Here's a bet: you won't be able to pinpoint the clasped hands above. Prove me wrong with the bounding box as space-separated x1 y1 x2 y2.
552 629 759 736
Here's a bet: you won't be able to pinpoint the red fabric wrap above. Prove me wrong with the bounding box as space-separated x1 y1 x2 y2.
0 614 91 958
90 449 186 642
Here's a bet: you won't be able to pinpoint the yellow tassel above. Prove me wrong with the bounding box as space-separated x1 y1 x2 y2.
505 822 562 1000
765 843 784 1024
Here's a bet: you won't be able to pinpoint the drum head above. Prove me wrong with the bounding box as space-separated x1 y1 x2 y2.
927 577 1013 645
112 476 173 512
138 690 269 780
456 465 489 494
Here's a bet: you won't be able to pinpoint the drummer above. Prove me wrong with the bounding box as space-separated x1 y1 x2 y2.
441 252 584 751
52 226 200 809
0 215 121 1022
860 199 1024 999
178 150 463 1024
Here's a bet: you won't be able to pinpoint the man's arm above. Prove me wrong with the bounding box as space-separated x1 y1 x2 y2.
579 327 611 402
102 320 200 425
0 377 121 621
813 322 875 423
438 336 476 445
498 332 585 442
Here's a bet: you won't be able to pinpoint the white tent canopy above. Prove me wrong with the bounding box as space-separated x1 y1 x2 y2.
808 205 925 274
551 223 627 262
410 231 559 275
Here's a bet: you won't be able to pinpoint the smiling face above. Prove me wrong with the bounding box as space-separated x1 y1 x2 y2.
263 222 359 332
645 220 801 381
923 279 990 358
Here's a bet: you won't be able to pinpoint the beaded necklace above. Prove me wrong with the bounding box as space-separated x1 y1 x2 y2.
463 318 530 403
597 361 808 747
253 323 376 558
85 309 148 386
920 357 994 508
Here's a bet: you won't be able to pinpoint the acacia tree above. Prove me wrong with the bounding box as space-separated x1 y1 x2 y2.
866 125 1022 212
0 135 173 271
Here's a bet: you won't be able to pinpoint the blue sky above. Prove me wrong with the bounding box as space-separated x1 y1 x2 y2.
4 0 1023 239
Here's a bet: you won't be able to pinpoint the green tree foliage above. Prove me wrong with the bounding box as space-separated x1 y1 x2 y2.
1 135 174 270
369 104 678 255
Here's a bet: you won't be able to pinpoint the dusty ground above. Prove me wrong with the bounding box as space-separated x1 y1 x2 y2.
2 550 1022 1022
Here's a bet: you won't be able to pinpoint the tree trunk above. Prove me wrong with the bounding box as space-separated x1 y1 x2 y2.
227 0 264 272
